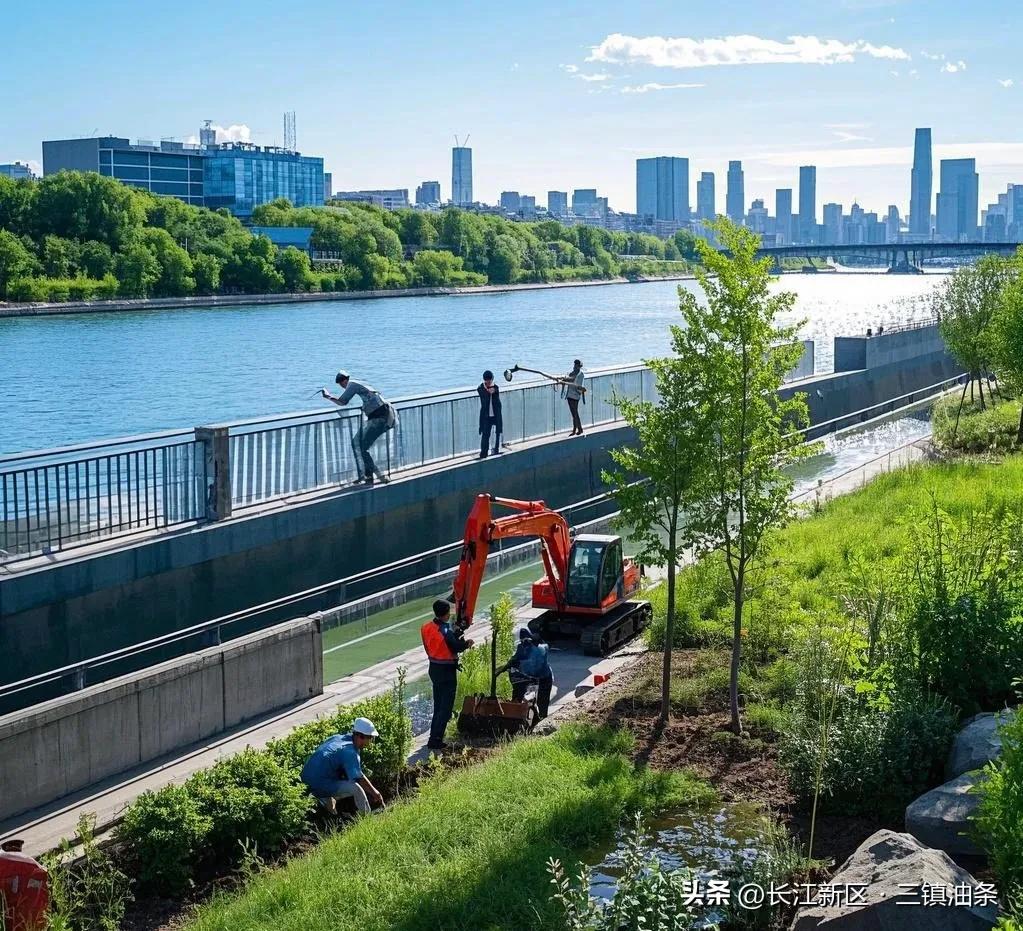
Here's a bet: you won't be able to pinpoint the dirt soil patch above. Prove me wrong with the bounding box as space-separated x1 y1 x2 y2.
580 651 894 869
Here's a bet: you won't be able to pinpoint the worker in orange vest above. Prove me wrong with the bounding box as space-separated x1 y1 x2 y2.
421 599 473 751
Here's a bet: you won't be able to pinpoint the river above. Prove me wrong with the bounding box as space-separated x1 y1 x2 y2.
0 273 942 454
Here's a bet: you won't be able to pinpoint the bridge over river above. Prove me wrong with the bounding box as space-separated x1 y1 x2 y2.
754 240 1021 272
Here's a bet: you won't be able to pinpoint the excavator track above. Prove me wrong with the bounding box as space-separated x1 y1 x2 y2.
535 600 652 657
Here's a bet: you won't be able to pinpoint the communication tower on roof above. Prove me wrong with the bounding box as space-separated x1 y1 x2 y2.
284 111 297 152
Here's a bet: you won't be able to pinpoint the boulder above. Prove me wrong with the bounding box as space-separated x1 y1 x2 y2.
947 710 1014 780
791 830 998 930
905 772 984 857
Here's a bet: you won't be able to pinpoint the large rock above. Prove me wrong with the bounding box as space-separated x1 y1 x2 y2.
905 772 985 857
947 710 1014 780
791 830 998 930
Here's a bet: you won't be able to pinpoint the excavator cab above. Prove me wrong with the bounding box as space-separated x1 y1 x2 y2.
565 536 625 608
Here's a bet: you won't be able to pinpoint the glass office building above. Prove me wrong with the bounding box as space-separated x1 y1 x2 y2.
203 144 324 217
43 137 205 205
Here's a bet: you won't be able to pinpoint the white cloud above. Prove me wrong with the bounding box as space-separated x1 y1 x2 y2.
586 33 909 68
620 81 705 93
560 64 579 73
941 60 967 73
998 78 1015 88
919 50 942 60
890 70 900 77
576 72 611 82
186 123 252 144
831 129 873 142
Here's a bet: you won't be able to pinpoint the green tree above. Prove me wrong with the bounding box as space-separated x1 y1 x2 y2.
80 240 115 278
934 256 1010 420
0 175 37 235
604 355 716 723
487 233 523 284
221 235 284 293
0 228 39 296
681 220 816 733
192 253 222 295
140 228 195 297
41 235 81 278
33 171 145 249
398 211 438 247
990 249 1023 443
408 249 473 286
115 243 160 298
276 246 317 292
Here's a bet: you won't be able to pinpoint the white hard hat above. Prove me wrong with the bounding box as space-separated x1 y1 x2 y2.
352 717 379 737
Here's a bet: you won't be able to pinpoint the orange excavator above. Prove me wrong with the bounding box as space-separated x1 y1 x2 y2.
451 494 651 656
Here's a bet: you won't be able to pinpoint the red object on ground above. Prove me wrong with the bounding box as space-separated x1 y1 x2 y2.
0 848 49 931
593 673 611 686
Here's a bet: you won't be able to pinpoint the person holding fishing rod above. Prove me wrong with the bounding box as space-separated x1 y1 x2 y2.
562 359 585 436
321 371 398 485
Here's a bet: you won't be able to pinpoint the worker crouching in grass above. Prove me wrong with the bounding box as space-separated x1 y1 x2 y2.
300 717 384 815
421 599 474 751
498 628 554 720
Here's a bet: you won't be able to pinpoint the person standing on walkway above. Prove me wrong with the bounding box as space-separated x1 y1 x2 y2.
300 717 384 815
421 599 473 750
497 628 554 720
322 371 398 485
477 370 504 459
562 359 586 436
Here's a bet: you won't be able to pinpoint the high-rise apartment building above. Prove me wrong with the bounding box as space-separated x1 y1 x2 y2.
415 180 441 205
548 191 568 217
500 191 521 212
520 195 536 219
636 156 690 222
909 128 933 237
775 188 792 243
572 188 599 216
696 172 715 220
726 161 744 223
936 158 979 241
885 205 900 243
451 146 473 205
822 203 842 245
798 166 817 243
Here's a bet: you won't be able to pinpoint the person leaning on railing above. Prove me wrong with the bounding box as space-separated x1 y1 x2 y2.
322 371 398 486
561 359 586 436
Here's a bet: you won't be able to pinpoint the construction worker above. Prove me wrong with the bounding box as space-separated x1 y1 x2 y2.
498 628 554 719
562 359 585 436
322 371 398 485
421 599 473 750
300 717 384 815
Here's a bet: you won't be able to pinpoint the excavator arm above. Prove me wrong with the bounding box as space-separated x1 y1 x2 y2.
451 494 572 628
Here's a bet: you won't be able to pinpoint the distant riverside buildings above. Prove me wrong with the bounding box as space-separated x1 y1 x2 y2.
324 172 332 201
0 161 35 180
726 161 744 223
415 180 441 205
500 191 521 212
798 166 817 244
696 172 715 220
909 128 933 237
334 189 410 210
548 190 568 217
42 133 324 216
982 184 1023 241
936 158 979 242
520 194 536 219
636 156 690 223
572 188 600 217
775 189 792 244
451 145 473 206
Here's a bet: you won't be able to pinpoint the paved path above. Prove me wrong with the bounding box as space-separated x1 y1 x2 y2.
0 436 933 855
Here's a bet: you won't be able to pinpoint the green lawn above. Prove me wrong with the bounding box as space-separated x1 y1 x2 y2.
183 726 714 931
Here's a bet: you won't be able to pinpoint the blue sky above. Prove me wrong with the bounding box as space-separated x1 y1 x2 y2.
3 0 1021 215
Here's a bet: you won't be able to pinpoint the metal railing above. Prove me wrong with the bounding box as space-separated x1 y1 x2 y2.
1 431 206 563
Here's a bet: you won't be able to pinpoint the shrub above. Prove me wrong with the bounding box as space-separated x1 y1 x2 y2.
187 748 310 866
454 593 516 731
781 690 957 819
932 392 1022 453
7 276 50 301
975 711 1023 908
116 784 212 894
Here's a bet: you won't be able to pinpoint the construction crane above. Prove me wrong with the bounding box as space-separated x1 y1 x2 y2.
451 494 651 656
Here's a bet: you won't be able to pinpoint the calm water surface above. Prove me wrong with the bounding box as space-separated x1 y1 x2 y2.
0 274 942 454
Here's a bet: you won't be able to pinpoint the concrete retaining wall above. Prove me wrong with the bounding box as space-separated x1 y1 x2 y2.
0 616 322 823
835 324 946 373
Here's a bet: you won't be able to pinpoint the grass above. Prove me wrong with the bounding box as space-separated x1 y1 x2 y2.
183 725 715 931
931 392 1022 453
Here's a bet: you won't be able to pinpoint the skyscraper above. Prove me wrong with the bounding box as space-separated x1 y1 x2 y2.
910 128 933 238
696 172 715 220
548 191 568 216
572 189 599 216
775 188 792 243
822 203 842 245
416 180 441 205
452 145 473 206
636 156 690 222
726 161 744 223
885 205 900 243
798 166 817 243
937 158 979 241
500 191 521 212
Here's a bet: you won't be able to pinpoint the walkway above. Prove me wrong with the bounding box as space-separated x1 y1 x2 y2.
0 435 934 855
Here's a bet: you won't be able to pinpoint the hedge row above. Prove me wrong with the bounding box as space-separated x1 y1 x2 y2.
116 679 412 894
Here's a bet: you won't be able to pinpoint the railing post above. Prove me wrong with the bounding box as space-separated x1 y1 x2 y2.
195 425 232 521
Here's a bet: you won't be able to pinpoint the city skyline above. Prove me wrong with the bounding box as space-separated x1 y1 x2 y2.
3 2 1023 214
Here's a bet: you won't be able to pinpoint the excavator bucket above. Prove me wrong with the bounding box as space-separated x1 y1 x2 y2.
456 626 536 737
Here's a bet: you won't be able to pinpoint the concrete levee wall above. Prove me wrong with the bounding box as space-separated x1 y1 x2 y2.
834 323 946 373
0 335 963 701
0 617 321 822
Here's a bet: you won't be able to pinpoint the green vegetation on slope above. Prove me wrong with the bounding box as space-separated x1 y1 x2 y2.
0 171 697 303
184 726 714 931
932 392 1022 453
